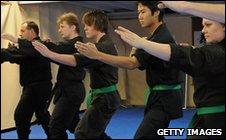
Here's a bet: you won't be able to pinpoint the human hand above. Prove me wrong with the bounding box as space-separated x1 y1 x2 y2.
1 33 18 43
115 26 146 49
75 41 99 59
32 41 52 57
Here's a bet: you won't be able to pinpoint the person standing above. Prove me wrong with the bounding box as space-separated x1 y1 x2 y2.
1 21 52 139
45 13 86 139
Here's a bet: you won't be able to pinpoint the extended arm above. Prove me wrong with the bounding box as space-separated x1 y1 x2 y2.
75 42 140 69
32 41 77 67
115 26 171 61
159 1 225 23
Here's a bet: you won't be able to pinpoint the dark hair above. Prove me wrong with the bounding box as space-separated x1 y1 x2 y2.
57 12 80 33
136 1 164 22
22 21 39 35
82 10 108 33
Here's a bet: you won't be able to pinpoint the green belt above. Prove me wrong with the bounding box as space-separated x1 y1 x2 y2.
188 105 225 128
197 105 225 115
86 84 117 108
145 84 181 104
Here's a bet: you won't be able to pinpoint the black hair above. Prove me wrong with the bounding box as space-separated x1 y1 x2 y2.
22 21 39 35
136 1 164 22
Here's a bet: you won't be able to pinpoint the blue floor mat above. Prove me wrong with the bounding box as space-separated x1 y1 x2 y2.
1 107 196 139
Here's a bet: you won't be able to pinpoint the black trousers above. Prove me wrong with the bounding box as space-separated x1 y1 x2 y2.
48 82 85 139
75 92 121 139
14 81 52 139
134 109 170 139
134 89 183 139
187 112 225 139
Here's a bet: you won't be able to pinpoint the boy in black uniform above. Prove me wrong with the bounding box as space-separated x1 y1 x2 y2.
132 2 182 139
1 21 52 139
41 13 86 139
115 18 225 139
32 10 121 139
9 13 86 139
47 13 86 139
75 1 183 139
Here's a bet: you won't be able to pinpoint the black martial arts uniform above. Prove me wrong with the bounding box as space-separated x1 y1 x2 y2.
18 36 86 139
169 39 225 139
1 37 52 139
73 35 121 139
132 24 183 139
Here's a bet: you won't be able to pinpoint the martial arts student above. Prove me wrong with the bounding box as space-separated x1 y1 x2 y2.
40 12 86 139
75 1 183 139
114 18 225 139
6 13 86 139
1 21 52 139
32 10 121 139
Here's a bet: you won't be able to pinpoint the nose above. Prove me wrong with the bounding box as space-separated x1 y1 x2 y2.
201 26 206 34
138 14 142 21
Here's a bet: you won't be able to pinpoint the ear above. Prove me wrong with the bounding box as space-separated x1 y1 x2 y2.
71 25 77 32
30 29 35 34
154 10 160 18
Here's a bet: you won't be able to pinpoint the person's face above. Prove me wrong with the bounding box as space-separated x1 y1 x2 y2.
137 3 156 28
83 24 98 39
58 21 75 39
202 19 225 43
19 23 33 41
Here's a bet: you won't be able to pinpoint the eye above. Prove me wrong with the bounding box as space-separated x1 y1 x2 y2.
138 10 145 14
205 23 212 27
140 11 145 14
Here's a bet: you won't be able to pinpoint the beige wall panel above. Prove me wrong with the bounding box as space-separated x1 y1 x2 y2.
1 2 24 130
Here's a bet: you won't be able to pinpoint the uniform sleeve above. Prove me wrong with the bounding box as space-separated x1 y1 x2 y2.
18 38 45 57
169 43 225 76
18 39 67 55
1 48 25 64
74 53 103 68
46 42 78 54
132 49 150 70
